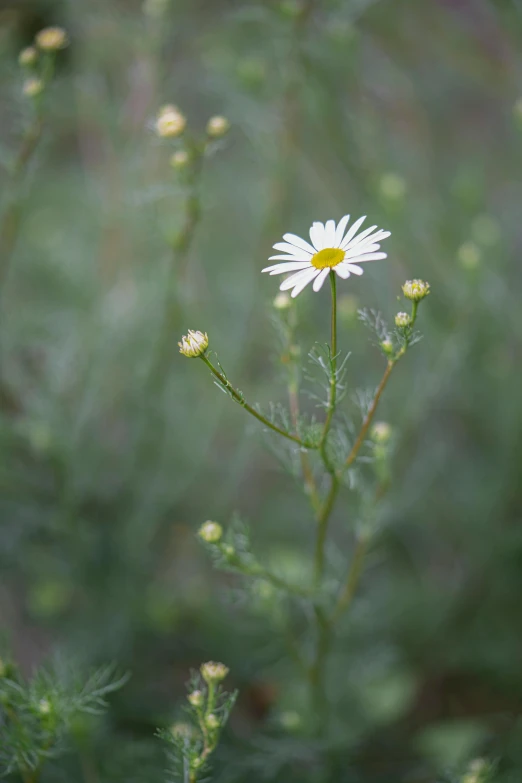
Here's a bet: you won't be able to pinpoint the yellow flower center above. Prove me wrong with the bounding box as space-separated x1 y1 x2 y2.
311 247 345 270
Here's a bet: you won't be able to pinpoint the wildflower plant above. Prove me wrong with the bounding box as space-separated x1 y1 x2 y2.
180 212 431 727
158 663 237 783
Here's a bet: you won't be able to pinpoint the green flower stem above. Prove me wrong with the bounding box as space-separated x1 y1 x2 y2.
318 272 338 472
330 533 370 624
199 354 310 447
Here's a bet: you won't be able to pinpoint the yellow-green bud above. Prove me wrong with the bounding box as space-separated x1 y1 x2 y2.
206 713 220 730
188 689 204 707
222 544 236 559
279 710 301 730
273 292 291 310
457 241 480 270
170 149 190 169
35 27 68 51
23 78 44 98
402 279 430 302
379 172 406 201
155 106 186 138
200 661 229 684
178 330 208 358
394 312 411 328
371 421 392 444
19 46 38 67
198 520 223 544
206 115 230 138
381 338 394 356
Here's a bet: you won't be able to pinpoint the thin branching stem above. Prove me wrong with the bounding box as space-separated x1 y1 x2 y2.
200 354 310 447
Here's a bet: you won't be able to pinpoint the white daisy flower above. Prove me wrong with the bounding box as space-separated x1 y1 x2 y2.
262 214 390 298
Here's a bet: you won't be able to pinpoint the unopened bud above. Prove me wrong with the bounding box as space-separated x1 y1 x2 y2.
19 47 38 67
206 115 230 138
380 338 394 356
394 312 411 328
35 27 68 51
38 698 52 715
178 330 208 358
402 279 430 302
371 422 392 444
198 521 223 544
201 661 229 684
170 149 190 169
273 292 291 310
188 689 204 708
206 713 220 730
23 78 44 98
155 106 186 138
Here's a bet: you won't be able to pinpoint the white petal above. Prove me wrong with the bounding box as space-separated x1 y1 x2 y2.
324 219 336 247
344 224 377 250
268 253 311 261
344 243 380 260
313 268 330 292
272 242 313 259
334 214 350 246
282 233 316 255
262 261 312 274
340 215 366 249
279 265 319 291
347 228 390 251
345 264 364 275
289 267 320 298
347 252 387 264
309 222 325 251
334 265 351 279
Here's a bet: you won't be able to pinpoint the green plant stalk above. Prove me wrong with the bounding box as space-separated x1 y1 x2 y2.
199 354 310 447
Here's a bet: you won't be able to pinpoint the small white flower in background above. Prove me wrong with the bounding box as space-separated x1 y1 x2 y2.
206 115 230 138
178 330 208 358
188 689 204 707
155 105 186 138
170 149 190 169
273 292 292 310
35 27 68 51
23 78 44 98
38 698 52 715
371 421 392 444
262 214 390 298
198 520 223 543
19 47 38 67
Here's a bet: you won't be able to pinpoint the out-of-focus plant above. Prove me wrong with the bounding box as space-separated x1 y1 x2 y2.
0 654 128 782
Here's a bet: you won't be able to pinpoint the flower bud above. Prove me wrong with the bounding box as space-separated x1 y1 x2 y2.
206 115 230 138
380 338 394 356
402 279 430 302
222 544 236 559
273 292 291 310
155 106 186 138
178 330 208 358
206 713 220 730
170 149 190 169
200 661 229 684
279 710 301 731
394 312 411 328
370 421 392 444
23 78 44 98
198 520 223 544
188 689 204 707
170 721 194 739
35 27 68 51
19 47 38 67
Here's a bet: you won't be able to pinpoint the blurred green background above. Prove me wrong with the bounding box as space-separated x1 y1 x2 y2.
1 0 522 781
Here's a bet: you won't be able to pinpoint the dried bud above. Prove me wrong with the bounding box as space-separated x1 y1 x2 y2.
206 115 230 138
273 292 291 310
206 713 220 730
178 330 208 358
170 149 190 169
394 312 411 328
35 27 68 51
201 661 229 684
188 689 204 708
19 47 38 67
198 520 223 544
402 279 430 302
23 78 44 98
371 421 392 444
155 106 186 138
